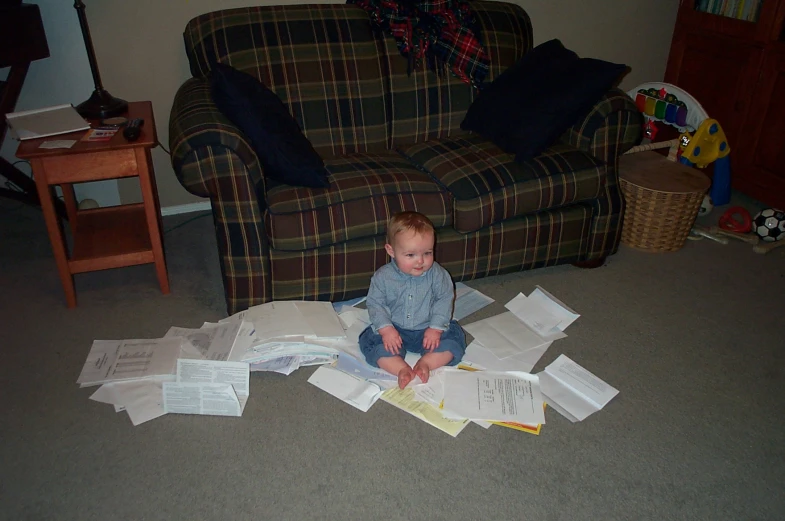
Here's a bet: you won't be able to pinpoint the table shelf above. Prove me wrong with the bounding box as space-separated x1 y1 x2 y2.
69 204 155 273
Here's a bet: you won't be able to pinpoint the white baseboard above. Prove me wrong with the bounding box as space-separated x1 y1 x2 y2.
160 201 212 216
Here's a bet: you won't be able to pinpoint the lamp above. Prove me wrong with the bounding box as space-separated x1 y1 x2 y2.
73 0 127 119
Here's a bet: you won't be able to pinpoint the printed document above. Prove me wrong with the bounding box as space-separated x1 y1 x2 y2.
162 359 250 416
442 369 546 424
77 338 182 386
538 354 618 422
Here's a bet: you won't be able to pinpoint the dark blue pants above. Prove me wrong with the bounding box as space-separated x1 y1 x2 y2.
358 320 466 368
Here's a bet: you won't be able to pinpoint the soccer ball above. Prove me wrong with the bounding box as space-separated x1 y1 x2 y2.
752 208 785 242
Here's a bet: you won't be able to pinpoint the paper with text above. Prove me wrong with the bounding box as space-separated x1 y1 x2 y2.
442 369 545 424
163 383 242 417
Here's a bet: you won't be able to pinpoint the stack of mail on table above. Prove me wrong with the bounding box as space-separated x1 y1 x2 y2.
79 301 350 426
461 286 580 373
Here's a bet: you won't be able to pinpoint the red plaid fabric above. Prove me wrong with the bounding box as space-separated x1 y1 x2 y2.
348 0 490 87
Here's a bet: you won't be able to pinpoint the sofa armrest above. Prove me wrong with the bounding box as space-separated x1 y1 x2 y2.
559 88 643 171
559 89 643 263
169 77 265 198
169 78 272 314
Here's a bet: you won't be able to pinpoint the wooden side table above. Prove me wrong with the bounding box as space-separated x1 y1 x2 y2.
16 101 170 307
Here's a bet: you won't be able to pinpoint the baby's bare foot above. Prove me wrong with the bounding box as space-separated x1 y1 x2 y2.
397 366 415 389
413 359 430 384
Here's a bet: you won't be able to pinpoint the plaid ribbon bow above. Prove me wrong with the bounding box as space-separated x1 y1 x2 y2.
348 0 490 88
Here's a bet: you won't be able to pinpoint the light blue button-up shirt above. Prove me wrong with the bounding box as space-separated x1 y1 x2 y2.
366 260 455 333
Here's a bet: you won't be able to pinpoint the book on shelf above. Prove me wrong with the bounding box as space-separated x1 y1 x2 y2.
695 0 762 21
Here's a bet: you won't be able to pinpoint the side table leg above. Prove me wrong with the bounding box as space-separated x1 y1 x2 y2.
136 149 170 295
32 160 77 307
61 184 79 235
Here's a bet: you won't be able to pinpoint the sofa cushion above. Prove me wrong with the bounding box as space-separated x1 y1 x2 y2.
384 0 533 147
399 134 606 233
210 63 330 188
265 152 452 251
461 39 627 161
183 4 389 157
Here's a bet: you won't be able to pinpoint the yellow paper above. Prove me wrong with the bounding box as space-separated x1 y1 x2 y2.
380 388 469 437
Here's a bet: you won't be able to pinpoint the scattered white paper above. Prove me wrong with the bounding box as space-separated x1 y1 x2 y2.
505 287 579 341
307 366 382 412
538 354 618 422
453 282 495 321
223 301 345 343
463 312 551 359
90 380 168 426
77 338 182 387
163 382 242 417
164 321 242 361
462 340 550 373
334 353 398 382
332 295 367 312
442 369 545 424
162 359 250 417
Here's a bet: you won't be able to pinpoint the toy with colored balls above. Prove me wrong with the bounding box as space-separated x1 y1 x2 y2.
752 208 785 242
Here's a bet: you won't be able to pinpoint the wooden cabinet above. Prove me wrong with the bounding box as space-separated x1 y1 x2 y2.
665 0 785 209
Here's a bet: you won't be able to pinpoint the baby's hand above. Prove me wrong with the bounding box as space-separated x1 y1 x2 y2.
423 327 443 351
379 326 403 354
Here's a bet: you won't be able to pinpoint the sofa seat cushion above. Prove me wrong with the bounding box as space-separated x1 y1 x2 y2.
265 152 452 251
399 134 606 233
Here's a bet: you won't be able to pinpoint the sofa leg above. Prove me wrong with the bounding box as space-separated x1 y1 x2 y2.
572 256 607 269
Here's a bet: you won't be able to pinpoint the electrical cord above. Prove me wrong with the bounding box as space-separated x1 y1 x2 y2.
156 140 171 155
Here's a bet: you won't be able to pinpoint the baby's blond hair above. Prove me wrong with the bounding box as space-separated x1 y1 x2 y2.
386 211 435 245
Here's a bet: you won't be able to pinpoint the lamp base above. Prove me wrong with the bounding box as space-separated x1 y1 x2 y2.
76 89 128 119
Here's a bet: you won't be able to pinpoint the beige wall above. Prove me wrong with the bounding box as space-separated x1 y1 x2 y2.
83 0 680 208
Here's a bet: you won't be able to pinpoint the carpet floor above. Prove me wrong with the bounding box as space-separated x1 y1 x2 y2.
1 195 783 521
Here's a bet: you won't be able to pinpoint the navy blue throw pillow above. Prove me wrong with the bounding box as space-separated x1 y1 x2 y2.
210 62 330 188
461 39 628 161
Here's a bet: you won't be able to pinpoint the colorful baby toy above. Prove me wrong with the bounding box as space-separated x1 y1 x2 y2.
627 82 732 205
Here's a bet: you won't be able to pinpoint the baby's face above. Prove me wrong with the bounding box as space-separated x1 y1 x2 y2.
385 230 435 277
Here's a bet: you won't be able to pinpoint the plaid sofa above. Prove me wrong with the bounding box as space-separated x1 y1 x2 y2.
169 1 643 315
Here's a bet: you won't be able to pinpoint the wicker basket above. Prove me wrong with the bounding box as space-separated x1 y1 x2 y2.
619 151 711 252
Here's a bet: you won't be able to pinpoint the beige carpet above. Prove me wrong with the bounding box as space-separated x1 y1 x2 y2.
1 195 783 521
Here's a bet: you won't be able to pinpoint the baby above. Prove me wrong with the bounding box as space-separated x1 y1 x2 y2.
359 211 466 389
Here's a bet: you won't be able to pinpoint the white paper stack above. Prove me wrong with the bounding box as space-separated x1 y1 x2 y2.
81 301 350 426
